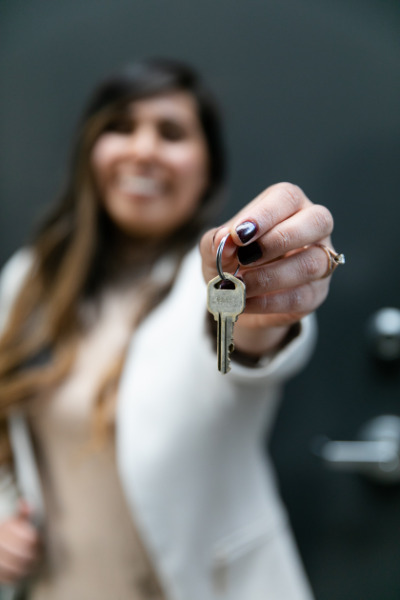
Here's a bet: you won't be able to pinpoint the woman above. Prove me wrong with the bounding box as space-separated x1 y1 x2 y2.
0 58 339 599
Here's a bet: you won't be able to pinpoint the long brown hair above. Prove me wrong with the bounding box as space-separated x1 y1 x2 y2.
0 58 226 460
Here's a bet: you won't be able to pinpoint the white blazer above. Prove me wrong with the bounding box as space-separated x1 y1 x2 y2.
117 247 316 600
0 247 317 600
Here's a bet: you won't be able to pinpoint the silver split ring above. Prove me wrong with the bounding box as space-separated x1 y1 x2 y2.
216 234 240 281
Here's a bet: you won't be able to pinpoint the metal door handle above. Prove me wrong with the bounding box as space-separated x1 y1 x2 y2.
314 415 400 483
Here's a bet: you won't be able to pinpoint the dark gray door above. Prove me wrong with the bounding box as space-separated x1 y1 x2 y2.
262 4 400 597
270 140 400 598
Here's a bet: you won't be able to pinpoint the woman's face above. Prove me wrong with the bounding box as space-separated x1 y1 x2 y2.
90 91 210 239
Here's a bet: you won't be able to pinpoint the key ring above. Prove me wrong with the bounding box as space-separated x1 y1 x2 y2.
216 233 240 281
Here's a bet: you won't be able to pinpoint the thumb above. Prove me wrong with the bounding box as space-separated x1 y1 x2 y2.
16 498 33 521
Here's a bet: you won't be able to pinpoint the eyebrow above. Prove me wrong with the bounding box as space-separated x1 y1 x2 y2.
127 102 198 125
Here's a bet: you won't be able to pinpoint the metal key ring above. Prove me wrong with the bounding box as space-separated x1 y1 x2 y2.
216 233 240 281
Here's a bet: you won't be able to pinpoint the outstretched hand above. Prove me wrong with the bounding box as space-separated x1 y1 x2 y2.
200 183 337 356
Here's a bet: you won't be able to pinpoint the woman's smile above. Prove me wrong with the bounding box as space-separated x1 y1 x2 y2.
115 173 163 199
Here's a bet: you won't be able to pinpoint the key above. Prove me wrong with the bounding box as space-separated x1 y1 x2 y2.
207 273 246 374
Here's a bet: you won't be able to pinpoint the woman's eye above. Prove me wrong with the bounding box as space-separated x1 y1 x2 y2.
159 121 186 141
107 117 134 134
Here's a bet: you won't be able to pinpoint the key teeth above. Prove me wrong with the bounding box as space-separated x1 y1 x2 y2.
220 341 234 375
220 363 231 375
224 327 235 374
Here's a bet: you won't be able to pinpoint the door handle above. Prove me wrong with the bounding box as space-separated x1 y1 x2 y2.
365 307 400 361
314 415 400 483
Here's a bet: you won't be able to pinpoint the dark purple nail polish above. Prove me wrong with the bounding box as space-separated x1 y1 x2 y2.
236 221 258 244
238 241 263 265
219 279 236 290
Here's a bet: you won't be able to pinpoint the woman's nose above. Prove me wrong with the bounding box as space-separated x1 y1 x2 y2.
128 126 158 161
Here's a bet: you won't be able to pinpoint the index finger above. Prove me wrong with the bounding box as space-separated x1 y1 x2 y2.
229 182 312 246
201 183 316 282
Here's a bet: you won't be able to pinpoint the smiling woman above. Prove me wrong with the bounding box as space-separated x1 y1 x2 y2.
0 57 337 600
91 92 209 238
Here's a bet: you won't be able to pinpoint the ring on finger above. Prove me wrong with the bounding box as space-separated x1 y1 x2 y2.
313 243 345 278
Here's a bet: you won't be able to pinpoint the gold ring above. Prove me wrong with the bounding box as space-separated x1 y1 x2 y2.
314 243 345 278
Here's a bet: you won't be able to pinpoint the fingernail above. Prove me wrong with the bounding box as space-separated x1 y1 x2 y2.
237 241 262 265
219 279 236 290
236 221 258 244
220 275 244 290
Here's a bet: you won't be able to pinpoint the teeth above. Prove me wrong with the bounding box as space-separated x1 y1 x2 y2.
118 175 160 197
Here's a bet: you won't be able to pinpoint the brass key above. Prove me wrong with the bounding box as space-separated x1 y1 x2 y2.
207 273 246 374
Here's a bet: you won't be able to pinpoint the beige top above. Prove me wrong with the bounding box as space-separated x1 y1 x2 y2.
27 283 165 600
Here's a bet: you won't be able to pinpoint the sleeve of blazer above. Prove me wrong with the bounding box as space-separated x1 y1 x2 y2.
229 313 317 385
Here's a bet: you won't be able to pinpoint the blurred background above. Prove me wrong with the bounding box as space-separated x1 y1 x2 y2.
1 1 399 598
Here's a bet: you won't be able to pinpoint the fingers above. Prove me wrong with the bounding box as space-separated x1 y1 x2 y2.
231 182 313 244
258 204 332 262
244 280 330 317
200 181 338 336
204 183 313 267
230 182 332 243
241 245 332 298
0 503 41 584
200 182 335 286
237 243 332 325
233 204 333 267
